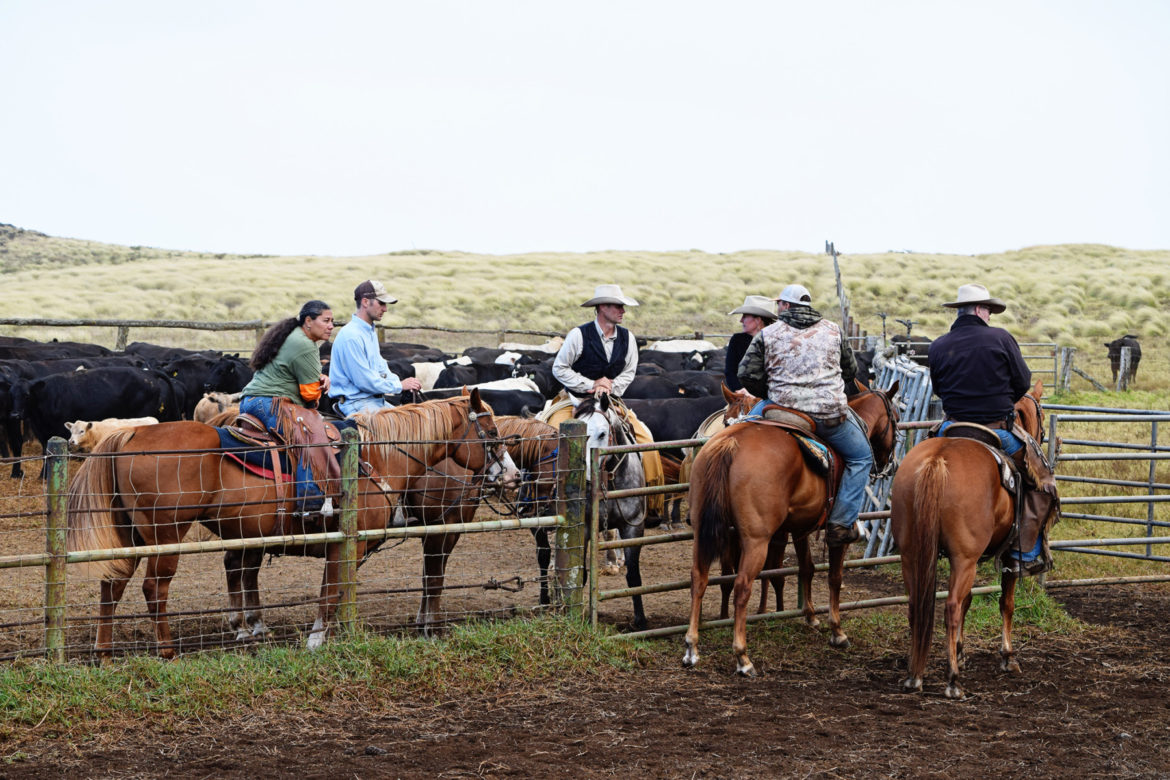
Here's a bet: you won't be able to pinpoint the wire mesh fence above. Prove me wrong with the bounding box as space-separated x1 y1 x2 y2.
0 418 584 662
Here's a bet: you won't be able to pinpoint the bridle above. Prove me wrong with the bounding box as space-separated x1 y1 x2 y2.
855 388 900 479
1016 392 1044 443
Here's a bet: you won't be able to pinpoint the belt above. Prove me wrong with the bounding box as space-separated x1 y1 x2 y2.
947 417 1007 430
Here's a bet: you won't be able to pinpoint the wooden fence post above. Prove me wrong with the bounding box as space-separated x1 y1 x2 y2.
1118 347 1132 391
44 437 68 663
115 325 130 351
335 428 360 634
553 420 587 618
1059 347 1075 393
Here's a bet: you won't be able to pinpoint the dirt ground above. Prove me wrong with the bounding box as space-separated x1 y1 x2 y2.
2 578 1169 778
4 457 1170 777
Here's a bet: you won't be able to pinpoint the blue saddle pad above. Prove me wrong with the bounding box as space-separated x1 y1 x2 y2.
215 427 285 473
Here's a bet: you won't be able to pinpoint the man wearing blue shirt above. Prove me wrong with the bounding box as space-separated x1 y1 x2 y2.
328 280 422 416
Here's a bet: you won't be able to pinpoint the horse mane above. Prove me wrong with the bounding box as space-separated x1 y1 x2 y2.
495 416 557 468
353 397 469 464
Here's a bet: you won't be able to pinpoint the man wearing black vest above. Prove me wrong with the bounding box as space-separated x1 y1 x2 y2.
552 284 640 400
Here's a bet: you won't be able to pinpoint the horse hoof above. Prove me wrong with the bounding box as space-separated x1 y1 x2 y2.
945 683 964 700
805 617 821 629
829 634 850 650
251 622 270 639
735 662 758 678
600 565 623 577
158 648 177 661
1001 658 1021 674
682 649 699 668
234 629 251 643
901 677 923 693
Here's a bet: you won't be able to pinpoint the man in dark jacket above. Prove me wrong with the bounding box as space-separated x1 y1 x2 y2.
724 295 777 393
738 284 869 548
928 283 1057 576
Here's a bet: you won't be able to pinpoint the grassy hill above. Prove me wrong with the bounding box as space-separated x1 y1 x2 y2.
1 223 1166 379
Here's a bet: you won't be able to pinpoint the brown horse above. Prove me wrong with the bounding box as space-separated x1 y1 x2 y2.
891 380 1050 699
682 382 901 676
494 416 561 606
67 391 511 658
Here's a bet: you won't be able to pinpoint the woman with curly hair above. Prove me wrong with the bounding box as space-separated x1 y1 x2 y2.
239 300 335 517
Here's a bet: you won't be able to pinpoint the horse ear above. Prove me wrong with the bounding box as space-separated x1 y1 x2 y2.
460 385 471 397
886 379 900 398
469 387 484 410
599 392 610 413
721 383 736 403
1032 379 1044 400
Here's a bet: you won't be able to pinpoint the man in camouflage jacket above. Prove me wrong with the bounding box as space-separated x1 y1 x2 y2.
738 284 870 548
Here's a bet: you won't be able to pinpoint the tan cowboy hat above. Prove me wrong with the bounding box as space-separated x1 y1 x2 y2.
581 284 639 307
728 295 778 320
775 284 812 304
942 283 1006 314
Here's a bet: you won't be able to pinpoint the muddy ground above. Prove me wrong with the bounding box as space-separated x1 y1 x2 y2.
3 580 1169 778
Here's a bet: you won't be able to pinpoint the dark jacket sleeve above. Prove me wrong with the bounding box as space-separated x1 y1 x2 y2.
1005 333 1032 401
724 332 752 392
737 334 769 399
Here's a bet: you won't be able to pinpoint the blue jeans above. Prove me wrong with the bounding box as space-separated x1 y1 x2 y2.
239 396 324 512
337 395 393 417
938 420 1023 455
815 412 874 528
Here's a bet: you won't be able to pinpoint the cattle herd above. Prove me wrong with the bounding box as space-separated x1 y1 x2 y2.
0 329 1145 480
0 333 741 479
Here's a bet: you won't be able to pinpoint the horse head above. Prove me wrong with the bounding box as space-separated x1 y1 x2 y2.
848 380 901 477
720 383 758 423
454 387 521 491
1015 380 1046 443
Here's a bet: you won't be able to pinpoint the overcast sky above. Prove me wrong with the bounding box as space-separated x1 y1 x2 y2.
2 2 1167 257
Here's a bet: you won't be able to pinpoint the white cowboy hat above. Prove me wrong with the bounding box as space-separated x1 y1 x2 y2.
581 284 639 307
775 284 812 304
942 283 1006 314
728 295 778 320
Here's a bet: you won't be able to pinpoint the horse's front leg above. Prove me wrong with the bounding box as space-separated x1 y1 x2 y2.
999 570 1021 673
142 554 182 659
757 532 787 615
418 532 460 636
307 543 344 650
225 549 247 641
620 526 647 631
532 528 552 606
96 575 134 661
825 544 848 648
793 535 820 628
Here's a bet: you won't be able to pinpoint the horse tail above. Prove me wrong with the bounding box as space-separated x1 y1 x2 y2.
907 454 946 670
690 434 738 568
66 429 138 581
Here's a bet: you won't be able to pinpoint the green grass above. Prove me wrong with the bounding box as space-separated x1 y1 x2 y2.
0 617 653 733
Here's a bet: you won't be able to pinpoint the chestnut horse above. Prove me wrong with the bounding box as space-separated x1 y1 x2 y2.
682 382 901 676
891 380 1049 699
67 392 511 658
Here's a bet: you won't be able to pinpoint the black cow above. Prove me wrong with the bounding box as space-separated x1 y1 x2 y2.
11 366 185 477
635 362 665 375
638 349 708 372
414 387 546 417
433 362 517 389
0 341 113 360
159 354 254 418
1104 335 1142 385
511 359 563 400
855 349 877 387
625 371 720 399
623 395 727 459
123 341 218 363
